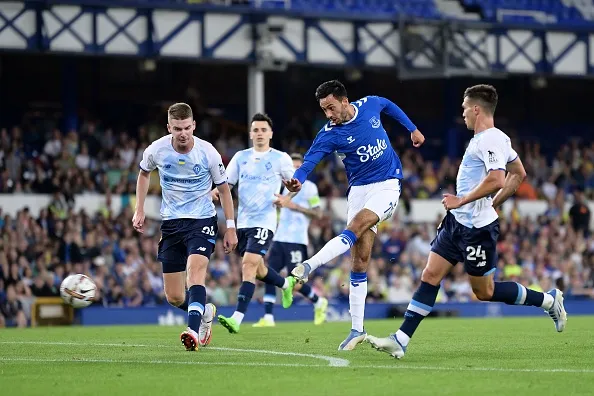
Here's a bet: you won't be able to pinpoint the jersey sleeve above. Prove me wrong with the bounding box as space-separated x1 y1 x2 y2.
371 96 417 132
293 129 337 183
476 134 508 172
226 152 240 186
306 182 321 209
206 145 227 186
139 144 157 172
507 144 519 164
279 152 295 180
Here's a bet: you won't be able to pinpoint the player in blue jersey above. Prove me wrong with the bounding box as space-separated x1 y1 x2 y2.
252 153 329 328
367 84 567 359
283 80 425 350
216 113 299 334
132 103 238 351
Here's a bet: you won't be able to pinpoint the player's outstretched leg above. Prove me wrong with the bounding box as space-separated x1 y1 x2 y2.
291 229 358 283
475 279 567 332
297 283 328 325
291 207 384 284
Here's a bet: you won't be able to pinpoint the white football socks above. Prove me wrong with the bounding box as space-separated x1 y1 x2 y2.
395 330 410 347
350 280 367 333
307 232 356 271
541 293 554 310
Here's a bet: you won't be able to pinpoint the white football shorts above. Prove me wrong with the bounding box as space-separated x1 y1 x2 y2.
346 178 401 233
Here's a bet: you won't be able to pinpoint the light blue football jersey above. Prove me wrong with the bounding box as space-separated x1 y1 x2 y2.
226 148 295 232
273 180 320 246
452 128 518 228
139 135 227 221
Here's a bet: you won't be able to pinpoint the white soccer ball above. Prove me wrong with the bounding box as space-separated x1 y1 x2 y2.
60 274 97 308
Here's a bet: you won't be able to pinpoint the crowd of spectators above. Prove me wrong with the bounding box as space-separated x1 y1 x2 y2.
0 121 592 327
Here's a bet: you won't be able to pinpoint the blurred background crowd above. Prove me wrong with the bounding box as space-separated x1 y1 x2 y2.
1 117 592 326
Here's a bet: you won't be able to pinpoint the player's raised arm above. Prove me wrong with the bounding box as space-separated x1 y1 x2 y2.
442 138 506 211
492 155 527 209
133 145 157 233
375 96 425 147
285 131 336 192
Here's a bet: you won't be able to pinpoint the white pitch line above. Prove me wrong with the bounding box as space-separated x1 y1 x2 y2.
209 347 349 367
0 357 593 374
0 357 327 368
355 364 594 374
0 341 349 368
0 341 167 348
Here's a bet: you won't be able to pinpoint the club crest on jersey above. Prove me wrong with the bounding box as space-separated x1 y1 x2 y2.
369 116 381 129
356 139 388 163
265 162 272 171
193 164 201 175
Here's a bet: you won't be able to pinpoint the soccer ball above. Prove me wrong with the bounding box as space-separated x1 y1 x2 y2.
60 274 97 308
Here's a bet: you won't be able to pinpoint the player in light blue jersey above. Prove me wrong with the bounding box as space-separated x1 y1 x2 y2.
283 80 425 350
132 103 238 351
367 84 567 359
216 113 298 334
252 153 328 328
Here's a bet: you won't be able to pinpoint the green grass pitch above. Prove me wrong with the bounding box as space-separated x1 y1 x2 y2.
1 316 594 396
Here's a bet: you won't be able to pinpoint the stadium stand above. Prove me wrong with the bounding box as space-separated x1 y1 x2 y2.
236 0 594 25
1 120 592 326
1 0 593 328
463 0 594 25
175 0 591 24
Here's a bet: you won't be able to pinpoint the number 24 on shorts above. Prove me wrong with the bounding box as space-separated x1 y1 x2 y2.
466 245 486 261
202 226 215 236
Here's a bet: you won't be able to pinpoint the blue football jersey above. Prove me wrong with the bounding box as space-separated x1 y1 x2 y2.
293 95 417 187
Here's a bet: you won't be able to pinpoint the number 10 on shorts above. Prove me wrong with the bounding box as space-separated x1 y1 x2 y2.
255 228 269 245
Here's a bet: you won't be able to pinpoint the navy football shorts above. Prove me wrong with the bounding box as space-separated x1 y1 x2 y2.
430 212 499 277
157 217 218 273
268 241 308 273
236 227 274 257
